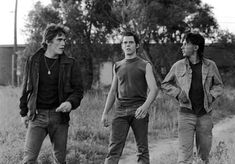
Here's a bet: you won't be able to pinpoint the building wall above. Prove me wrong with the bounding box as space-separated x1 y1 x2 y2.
99 61 113 86
0 45 25 85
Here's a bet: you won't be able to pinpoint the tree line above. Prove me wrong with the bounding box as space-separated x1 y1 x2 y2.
21 0 235 90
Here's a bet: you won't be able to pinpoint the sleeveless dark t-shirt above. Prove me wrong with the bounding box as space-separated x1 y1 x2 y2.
115 57 149 109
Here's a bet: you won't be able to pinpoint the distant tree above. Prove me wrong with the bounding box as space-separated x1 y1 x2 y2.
24 1 62 50
20 1 61 78
112 0 218 79
50 0 120 90
214 30 235 45
24 0 120 90
23 0 219 87
214 30 235 64
113 0 217 43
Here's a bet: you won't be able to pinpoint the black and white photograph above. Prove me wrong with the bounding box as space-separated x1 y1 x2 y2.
0 0 235 164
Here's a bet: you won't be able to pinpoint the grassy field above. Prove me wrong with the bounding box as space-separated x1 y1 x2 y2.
0 85 235 164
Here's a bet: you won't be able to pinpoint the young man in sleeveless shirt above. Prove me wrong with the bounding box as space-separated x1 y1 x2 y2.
101 32 158 164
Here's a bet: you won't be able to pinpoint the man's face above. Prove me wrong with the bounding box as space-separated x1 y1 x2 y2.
121 36 137 56
181 41 195 57
47 33 66 55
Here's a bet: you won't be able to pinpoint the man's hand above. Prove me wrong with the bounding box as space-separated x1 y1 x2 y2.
178 90 189 103
21 116 29 128
101 113 110 127
135 105 148 119
56 101 72 112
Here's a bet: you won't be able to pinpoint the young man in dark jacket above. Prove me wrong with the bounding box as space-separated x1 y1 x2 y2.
161 33 223 164
19 23 83 164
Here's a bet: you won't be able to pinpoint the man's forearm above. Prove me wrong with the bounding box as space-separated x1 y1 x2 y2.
161 82 181 98
103 91 116 115
210 62 224 99
66 87 83 109
142 88 158 109
19 82 30 117
210 84 224 99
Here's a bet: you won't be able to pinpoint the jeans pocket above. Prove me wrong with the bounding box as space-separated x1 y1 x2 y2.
31 111 47 126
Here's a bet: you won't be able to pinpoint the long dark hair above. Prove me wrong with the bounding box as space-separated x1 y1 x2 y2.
185 32 205 60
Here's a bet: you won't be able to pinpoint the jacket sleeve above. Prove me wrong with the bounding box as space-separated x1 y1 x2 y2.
66 59 84 109
210 62 224 99
161 63 181 98
19 57 31 117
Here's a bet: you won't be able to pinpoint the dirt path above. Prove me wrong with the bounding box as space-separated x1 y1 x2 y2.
119 116 235 164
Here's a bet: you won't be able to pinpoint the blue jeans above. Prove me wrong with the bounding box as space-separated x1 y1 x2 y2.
178 112 213 164
23 109 69 164
105 114 149 164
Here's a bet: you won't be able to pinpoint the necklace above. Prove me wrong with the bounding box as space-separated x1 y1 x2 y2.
44 55 58 75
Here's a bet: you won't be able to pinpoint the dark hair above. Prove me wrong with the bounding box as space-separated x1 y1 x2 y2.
121 31 140 45
41 23 69 49
185 33 205 59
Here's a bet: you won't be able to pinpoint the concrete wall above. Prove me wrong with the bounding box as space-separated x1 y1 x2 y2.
99 61 113 86
0 45 25 85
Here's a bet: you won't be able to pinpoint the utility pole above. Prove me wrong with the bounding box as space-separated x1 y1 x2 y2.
12 0 18 86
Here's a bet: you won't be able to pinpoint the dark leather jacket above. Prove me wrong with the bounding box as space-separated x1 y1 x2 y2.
19 48 83 122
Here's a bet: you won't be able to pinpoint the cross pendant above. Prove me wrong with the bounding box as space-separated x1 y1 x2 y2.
48 71 51 75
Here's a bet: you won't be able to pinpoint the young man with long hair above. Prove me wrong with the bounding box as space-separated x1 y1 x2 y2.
161 32 223 164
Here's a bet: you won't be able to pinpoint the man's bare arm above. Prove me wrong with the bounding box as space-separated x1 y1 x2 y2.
135 63 158 119
101 66 118 126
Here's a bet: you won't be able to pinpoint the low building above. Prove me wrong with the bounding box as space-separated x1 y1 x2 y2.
0 44 26 85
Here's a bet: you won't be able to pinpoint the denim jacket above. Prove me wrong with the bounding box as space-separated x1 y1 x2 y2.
19 48 83 122
161 58 223 112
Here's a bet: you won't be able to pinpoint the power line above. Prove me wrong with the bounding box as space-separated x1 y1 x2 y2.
217 16 235 18
218 22 235 24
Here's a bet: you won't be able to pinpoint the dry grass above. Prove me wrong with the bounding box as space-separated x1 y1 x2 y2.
0 86 235 163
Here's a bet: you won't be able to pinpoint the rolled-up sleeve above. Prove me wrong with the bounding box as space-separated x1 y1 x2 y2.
161 64 181 98
210 62 224 99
